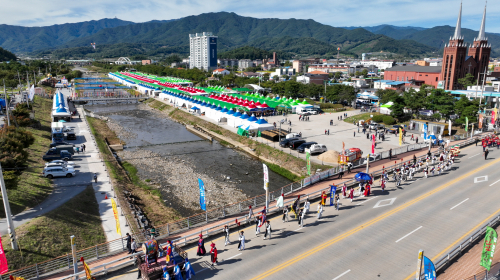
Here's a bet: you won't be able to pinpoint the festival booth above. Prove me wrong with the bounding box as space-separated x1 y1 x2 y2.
253 117 274 131
357 92 379 104
228 111 243 127
379 102 393 115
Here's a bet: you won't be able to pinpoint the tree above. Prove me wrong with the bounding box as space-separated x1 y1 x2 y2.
454 96 479 125
361 69 368 77
426 89 455 120
457 73 476 89
334 72 342 79
376 89 399 104
355 71 361 77
403 88 426 116
389 96 406 119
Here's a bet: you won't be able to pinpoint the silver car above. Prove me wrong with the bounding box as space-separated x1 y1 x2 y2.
43 166 76 179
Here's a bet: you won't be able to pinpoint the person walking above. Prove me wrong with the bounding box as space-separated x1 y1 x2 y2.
255 216 261 235
317 203 323 219
347 163 352 174
126 233 132 254
223 225 230 246
196 234 206 256
349 187 354 202
76 146 80 154
82 144 86 152
94 173 98 183
134 255 143 279
247 206 254 224
238 231 245 251
484 148 489 160
389 148 392 160
297 208 303 227
335 194 340 211
303 199 310 214
182 258 196 280
209 243 218 266
353 131 356 137
130 238 137 254
263 221 272 240
282 206 289 222
342 183 347 198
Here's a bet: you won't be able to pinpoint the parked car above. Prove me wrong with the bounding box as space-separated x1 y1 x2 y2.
43 166 76 179
286 133 301 139
369 122 385 130
388 125 405 134
66 132 77 140
49 141 74 148
45 159 75 167
306 109 318 115
297 142 318 153
42 150 73 162
308 144 328 154
279 137 299 147
289 139 306 150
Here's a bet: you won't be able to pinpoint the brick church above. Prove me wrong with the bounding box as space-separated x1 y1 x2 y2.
440 3 491 90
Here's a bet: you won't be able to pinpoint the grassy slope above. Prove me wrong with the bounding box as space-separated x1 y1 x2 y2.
1 96 53 217
148 99 330 179
3 186 105 271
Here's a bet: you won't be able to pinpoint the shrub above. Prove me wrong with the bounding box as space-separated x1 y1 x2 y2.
383 115 396 125
372 115 384 122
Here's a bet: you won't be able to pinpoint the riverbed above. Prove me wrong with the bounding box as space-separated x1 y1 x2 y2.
87 103 292 216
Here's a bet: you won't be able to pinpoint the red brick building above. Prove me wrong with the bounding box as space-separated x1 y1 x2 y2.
383 65 442 88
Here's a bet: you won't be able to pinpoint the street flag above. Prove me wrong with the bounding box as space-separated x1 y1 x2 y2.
423 123 428 140
0 236 8 274
399 127 402 146
263 163 269 190
29 85 35 101
329 185 336 206
423 256 436 280
306 152 311 175
110 198 121 236
80 257 95 279
448 119 452 136
198 179 206 211
479 114 484 129
465 117 468 132
492 110 496 124
371 134 375 154
480 226 498 271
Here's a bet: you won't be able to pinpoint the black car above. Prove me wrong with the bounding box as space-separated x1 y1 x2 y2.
312 108 324 114
66 132 77 140
50 141 74 148
289 140 306 150
279 137 299 147
297 142 318 153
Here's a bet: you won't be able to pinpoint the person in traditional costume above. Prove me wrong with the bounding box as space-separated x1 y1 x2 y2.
364 184 371 197
317 203 323 219
335 194 340 211
342 183 347 198
247 205 254 224
238 231 245 250
173 260 183 280
210 242 218 266
381 179 386 191
255 216 261 235
263 221 272 240
320 191 328 205
223 225 230 246
349 188 354 202
424 166 428 178
162 266 170 280
196 234 206 256
303 199 310 213
164 240 173 263
182 258 195 280
282 206 289 222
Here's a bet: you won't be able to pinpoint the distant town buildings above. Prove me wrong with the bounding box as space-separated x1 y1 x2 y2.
383 65 442 88
212 68 230 76
189 32 218 71
238 59 255 70
218 59 238 68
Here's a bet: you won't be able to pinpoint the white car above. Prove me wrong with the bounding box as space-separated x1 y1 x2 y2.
307 144 328 154
45 160 75 167
43 166 76 179
306 109 318 115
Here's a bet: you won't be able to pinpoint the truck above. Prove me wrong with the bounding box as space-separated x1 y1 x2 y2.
338 148 363 165
42 150 73 162
51 122 65 142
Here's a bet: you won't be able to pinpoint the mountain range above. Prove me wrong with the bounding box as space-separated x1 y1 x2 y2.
0 13 498 59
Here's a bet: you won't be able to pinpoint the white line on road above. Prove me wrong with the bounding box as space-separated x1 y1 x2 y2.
332 269 351 280
294 227 303 231
226 253 242 260
356 197 376 205
469 153 481 158
395 226 423 243
450 198 469 210
490 180 500 187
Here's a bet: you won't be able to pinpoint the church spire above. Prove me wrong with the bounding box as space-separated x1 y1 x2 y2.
452 2 463 40
477 2 487 41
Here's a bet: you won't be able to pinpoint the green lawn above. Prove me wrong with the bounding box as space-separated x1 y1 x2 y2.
3 186 105 271
344 112 383 124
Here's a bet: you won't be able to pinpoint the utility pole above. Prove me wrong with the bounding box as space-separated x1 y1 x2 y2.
0 163 18 250
17 70 22 95
3 80 10 127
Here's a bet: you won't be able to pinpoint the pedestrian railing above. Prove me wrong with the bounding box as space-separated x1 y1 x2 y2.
462 261 500 280
2 131 488 279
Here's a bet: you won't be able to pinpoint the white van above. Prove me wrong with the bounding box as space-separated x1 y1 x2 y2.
307 144 327 154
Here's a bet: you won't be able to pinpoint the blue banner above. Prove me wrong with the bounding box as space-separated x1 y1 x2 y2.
329 185 336 206
423 256 436 280
198 178 206 211
423 124 428 140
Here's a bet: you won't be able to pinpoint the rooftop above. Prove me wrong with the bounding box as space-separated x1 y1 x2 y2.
386 65 442 73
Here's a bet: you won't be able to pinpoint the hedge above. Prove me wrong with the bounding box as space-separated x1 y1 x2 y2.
371 115 384 122
383 115 396 125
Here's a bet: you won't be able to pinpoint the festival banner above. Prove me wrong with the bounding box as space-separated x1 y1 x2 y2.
423 256 436 280
0 236 7 274
371 134 375 154
110 198 121 236
492 110 496 124
423 123 428 140
479 114 484 129
80 257 95 279
329 185 337 206
263 164 269 190
306 152 311 175
449 119 452 136
198 179 206 211
480 226 498 271
465 117 468 132
399 127 402 146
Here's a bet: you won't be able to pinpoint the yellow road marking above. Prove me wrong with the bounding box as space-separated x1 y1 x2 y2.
403 207 500 280
250 156 500 280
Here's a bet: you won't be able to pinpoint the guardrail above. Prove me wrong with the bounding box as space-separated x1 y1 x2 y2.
3 129 488 279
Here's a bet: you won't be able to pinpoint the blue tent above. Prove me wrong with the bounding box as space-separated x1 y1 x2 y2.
191 106 199 110
247 115 258 122
256 118 268 124
233 111 242 117
0 99 5 107
240 114 250 120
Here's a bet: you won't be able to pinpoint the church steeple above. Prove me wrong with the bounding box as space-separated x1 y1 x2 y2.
476 2 487 41
452 2 463 40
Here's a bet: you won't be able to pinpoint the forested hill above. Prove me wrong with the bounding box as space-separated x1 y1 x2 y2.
0 18 134 53
32 12 436 58
0 47 16 61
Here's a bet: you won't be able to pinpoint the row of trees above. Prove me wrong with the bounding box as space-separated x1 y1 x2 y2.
376 85 480 125
0 60 71 88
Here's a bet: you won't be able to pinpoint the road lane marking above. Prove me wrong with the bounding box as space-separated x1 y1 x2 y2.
450 198 469 210
225 253 242 260
294 227 303 231
332 269 351 280
395 226 422 243
250 156 500 280
356 197 376 205
374 198 397 208
469 153 481 158
403 206 500 280
474 176 488 183
490 179 500 187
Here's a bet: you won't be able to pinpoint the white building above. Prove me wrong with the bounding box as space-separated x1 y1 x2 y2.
213 68 230 76
359 60 396 70
189 32 218 71
238 59 255 70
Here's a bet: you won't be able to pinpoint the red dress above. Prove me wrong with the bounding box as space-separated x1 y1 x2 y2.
210 247 218 264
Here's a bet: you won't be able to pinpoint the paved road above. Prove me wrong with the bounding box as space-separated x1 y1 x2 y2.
109 144 499 280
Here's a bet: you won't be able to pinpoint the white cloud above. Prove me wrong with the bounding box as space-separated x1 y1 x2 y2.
2 0 499 32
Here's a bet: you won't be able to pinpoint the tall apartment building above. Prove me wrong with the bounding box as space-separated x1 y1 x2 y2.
189 32 218 71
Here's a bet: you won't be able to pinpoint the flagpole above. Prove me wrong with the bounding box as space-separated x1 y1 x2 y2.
25 72 29 106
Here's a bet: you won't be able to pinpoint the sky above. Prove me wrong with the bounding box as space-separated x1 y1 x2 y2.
2 0 498 32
